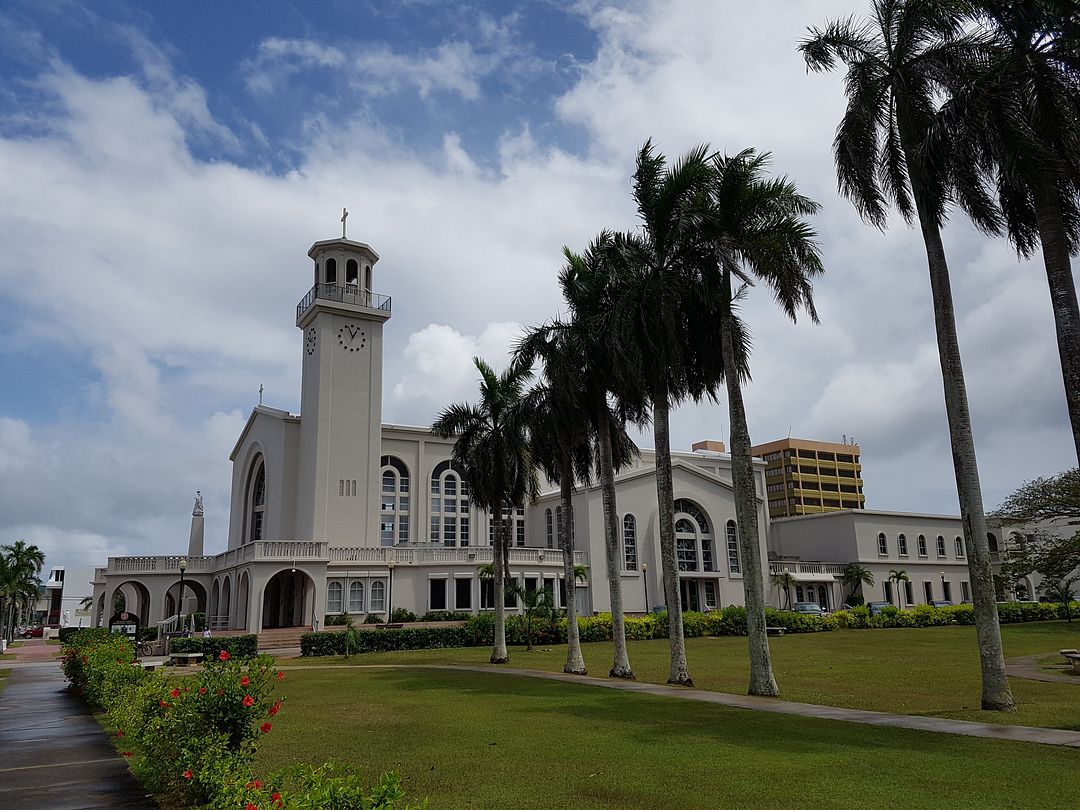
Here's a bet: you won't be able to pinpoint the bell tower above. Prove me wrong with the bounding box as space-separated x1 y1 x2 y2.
295 234 391 547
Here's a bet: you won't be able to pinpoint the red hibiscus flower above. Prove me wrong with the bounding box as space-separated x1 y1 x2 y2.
183 770 193 780
116 730 123 738
272 792 283 808
245 804 258 810
242 695 255 707
159 700 170 709
260 722 272 733
198 687 207 695
240 676 250 687
276 671 284 681
268 701 280 717
218 650 230 661
169 688 181 698
246 779 262 790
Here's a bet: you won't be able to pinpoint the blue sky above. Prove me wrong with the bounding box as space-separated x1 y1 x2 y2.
0 0 1074 586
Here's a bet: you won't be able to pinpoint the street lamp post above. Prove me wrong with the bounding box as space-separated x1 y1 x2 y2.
178 558 188 633
387 558 397 624
641 563 649 614
940 571 946 602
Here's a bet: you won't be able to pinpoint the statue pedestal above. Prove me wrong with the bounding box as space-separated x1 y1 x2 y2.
188 515 204 557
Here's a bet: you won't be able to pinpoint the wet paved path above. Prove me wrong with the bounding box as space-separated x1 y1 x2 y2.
279 662 1080 749
0 662 153 808
1006 653 1080 685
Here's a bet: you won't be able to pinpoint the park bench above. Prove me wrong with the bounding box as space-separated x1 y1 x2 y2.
1060 649 1077 663
765 626 785 637
1063 652 1080 674
171 652 204 667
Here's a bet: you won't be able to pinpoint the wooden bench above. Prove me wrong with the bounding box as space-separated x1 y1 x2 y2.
170 652 204 667
765 626 785 637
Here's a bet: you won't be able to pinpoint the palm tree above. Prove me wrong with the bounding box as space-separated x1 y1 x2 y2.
0 541 45 642
432 357 538 664
515 326 594 675
841 564 876 605
697 148 824 697
612 140 716 687
771 570 796 610
508 581 557 652
545 233 644 679
940 1 1080 463
888 570 911 608
800 0 1016 711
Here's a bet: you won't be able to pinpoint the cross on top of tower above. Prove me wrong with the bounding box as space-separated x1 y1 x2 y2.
341 208 348 239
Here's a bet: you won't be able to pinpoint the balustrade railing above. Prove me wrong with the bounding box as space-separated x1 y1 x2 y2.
768 561 848 576
327 546 588 567
296 283 391 320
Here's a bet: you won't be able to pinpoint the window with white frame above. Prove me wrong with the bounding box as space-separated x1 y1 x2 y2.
545 508 554 549
954 536 965 558
623 514 637 570
327 581 343 614
725 520 740 574
703 581 718 610
904 580 914 605
429 578 447 611
877 532 888 555
348 581 364 613
923 581 933 603
917 535 928 557
245 458 266 544
674 500 712 572
369 580 386 612
455 578 472 610
488 506 526 547
431 460 470 546
380 456 410 546
961 581 970 601
898 533 908 556
936 535 947 557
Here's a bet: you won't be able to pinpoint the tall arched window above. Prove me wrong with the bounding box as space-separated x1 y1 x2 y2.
325 257 337 284
346 258 359 285
936 535 947 557
725 520 740 574
917 534 928 557
369 580 385 612
431 460 470 546
380 456 410 546
327 582 343 614
623 514 637 570
955 536 965 558
898 533 908 556
545 508 554 549
877 532 888 555
674 499 712 572
987 532 999 553
349 581 364 613
489 506 526 547
245 458 266 545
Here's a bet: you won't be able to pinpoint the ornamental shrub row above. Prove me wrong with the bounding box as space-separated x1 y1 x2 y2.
171 634 260 659
298 601 1080 657
62 629 425 809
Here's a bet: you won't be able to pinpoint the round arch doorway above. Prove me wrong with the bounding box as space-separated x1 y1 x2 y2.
262 569 316 629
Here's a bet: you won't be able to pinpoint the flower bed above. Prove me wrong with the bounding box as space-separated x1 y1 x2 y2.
62 628 425 809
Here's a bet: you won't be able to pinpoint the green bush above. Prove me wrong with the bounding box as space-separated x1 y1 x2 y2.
302 626 472 657
420 610 471 622
171 634 259 659
390 608 419 623
58 626 110 645
324 613 351 626
364 613 385 624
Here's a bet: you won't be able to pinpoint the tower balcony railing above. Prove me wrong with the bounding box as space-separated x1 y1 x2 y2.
296 283 392 320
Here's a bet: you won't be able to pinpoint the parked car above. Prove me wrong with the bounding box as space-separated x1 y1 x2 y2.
929 600 954 608
867 601 891 616
20 626 44 638
793 602 827 617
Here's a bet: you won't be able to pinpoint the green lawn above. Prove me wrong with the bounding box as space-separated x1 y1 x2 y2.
257 667 1080 810
280 622 1080 729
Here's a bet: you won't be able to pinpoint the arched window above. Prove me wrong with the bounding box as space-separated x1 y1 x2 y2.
987 532 999 553
725 520 740 574
936 535 947 557
380 456 410 546
369 580 386 612
364 265 372 291
877 532 888 555
898 533 908 556
327 582 343 614
554 505 575 546
326 257 337 284
674 499 712 572
431 460 470 546
245 458 266 544
349 581 364 613
623 515 637 570
314 261 319 287
955 536 965 558
917 534 928 557
545 508 553 549
489 506 525 547
346 258 359 285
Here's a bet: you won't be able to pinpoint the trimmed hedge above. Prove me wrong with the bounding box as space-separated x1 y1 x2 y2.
171 634 259 659
298 601 1080 657
58 626 110 645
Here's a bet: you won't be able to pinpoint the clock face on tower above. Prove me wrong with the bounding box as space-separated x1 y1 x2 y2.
305 327 317 356
337 322 367 352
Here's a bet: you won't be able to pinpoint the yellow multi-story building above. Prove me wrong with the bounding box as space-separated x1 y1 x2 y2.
751 437 865 520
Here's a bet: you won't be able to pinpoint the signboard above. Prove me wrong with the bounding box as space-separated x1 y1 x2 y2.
108 611 140 640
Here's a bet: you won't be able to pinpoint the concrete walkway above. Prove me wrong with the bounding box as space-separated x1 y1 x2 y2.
279 662 1080 749
0 662 153 808
1006 653 1080 685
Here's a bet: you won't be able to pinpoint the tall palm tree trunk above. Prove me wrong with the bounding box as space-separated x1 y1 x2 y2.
906 144 1015 712
560 461 587 674
653 384 692 685
1032 178 1080 465
721 304 780 697
597 399 634 678
491 505 509 664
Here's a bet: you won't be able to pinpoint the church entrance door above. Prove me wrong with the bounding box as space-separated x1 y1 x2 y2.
262 570 314 629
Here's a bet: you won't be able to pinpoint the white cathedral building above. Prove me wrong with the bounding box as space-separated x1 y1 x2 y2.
90 232 1026 638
